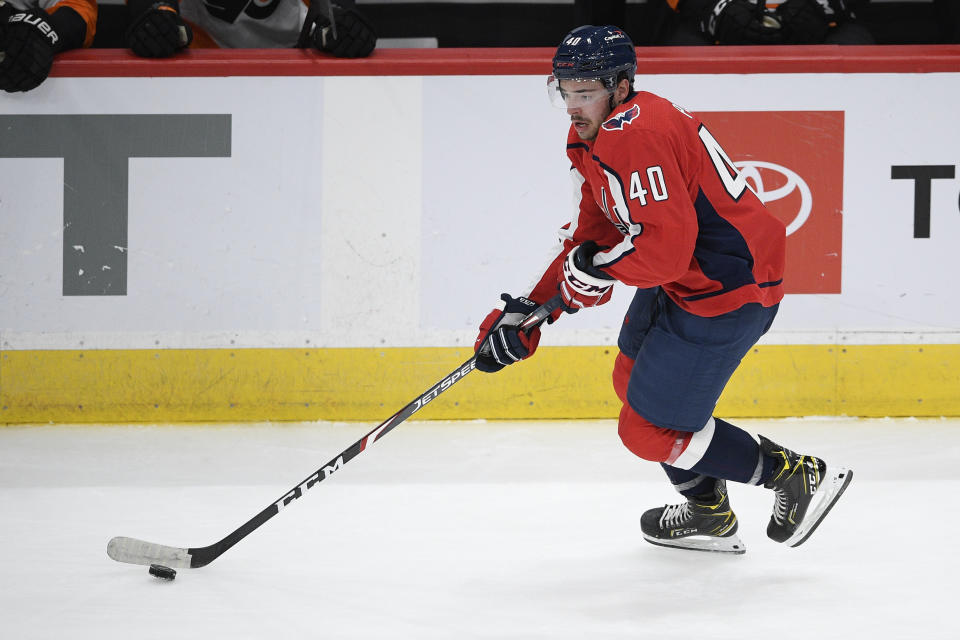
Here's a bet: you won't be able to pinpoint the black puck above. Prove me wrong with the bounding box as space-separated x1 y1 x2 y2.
149 564 177 580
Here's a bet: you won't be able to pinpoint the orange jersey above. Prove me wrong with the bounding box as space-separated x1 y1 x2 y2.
529 91 785 318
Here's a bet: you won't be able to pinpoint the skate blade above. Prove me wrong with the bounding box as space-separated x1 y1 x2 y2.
643 532 746 555
785 466 853 548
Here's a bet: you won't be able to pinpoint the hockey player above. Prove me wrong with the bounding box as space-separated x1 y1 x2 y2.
474 25 852 553
124 0 375 59
664 0 873 45
0 0 96 92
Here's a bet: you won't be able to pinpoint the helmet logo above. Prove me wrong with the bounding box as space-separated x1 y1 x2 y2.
553 25 637 83
602 104 640 132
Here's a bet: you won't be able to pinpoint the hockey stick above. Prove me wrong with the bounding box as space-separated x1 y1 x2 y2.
107 294 562 570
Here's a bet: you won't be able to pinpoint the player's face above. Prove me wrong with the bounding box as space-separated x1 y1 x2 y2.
553 78 628 141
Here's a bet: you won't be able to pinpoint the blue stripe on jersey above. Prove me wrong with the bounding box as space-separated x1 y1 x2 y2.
567 143 590 152
683 189 756 302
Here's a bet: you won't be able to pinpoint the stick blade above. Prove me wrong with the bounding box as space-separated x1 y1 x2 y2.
107 536 193 569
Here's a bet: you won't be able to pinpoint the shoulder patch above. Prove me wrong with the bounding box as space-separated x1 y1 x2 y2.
602 104 641 132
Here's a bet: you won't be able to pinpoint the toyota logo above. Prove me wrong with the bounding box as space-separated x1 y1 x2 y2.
734 161 811 236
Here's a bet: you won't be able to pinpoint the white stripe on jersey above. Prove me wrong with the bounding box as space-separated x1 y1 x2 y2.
669 417 716 470
562 165 587 243
593 233 637 269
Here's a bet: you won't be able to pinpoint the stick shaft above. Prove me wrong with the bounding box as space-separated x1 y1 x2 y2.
108 294 563 569
195 357 480 565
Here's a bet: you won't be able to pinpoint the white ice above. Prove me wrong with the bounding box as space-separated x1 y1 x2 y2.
1 417 957 640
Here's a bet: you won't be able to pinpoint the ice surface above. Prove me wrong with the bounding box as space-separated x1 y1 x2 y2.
1 418 957 639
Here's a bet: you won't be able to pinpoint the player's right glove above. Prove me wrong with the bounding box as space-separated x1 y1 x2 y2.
125 1 193 58
701 0 785 45
558 241 615 313
474 293 543 373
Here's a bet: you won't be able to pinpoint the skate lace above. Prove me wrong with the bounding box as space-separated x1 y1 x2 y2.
772 490 789 525
660 502 692 528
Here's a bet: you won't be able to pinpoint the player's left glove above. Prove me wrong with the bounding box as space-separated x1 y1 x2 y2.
775 0 830 43
559 241 615 313
304 3 376 58
474 293 543 373
125 1 193 58
0 5 63 92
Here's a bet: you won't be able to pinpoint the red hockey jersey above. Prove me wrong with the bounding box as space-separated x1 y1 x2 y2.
528 91 785 318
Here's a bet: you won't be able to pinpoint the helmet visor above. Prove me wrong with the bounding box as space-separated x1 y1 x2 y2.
546 75 614 109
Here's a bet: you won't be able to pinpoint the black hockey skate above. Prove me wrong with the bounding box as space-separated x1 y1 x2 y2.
760 435 853 547
641 480 745 554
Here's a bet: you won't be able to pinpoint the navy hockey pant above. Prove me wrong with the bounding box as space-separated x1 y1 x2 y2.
613 287 778 492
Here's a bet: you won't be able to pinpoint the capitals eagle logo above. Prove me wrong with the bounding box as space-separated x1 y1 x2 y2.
602 104 641 132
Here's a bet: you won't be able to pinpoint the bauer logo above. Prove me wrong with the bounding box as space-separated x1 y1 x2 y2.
602 104 641 132
697 111 844 294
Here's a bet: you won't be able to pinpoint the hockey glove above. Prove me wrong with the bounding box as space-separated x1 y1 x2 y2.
474 293 543 373
0 6 63 92
126 1 192 58
701 0 785 45
305 3 376 58
775 0 830 43
559 241 615 313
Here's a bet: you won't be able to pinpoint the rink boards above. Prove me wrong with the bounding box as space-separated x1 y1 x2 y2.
2 344 959 422
1 48 959 422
